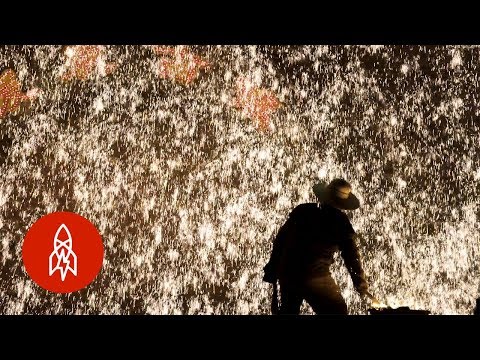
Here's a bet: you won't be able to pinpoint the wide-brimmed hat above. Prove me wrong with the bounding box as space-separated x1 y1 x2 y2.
312 178 360 210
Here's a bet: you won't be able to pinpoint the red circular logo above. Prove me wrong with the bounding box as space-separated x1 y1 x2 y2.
22 211 104 293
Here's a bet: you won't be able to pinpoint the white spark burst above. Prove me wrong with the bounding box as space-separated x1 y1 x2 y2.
451 50 463 68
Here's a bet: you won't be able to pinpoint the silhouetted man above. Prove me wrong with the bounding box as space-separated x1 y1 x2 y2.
263 178 377 314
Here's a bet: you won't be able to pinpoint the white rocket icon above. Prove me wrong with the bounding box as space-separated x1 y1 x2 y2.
49 224 78 281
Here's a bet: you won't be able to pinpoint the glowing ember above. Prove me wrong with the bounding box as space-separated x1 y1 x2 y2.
0 69 37 118
152 46 209 85
371 299 389 309
234 77 281 130
60 45 116 81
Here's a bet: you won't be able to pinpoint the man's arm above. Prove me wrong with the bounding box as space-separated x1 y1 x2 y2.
262 210 298 284
339 233 369 295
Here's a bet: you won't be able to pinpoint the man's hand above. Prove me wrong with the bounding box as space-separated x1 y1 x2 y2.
361 291 383 307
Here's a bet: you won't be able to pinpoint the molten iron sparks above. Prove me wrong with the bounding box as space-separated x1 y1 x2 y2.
152 46 209 85
61 45 116 81
234 77 281 131
0 69 37 118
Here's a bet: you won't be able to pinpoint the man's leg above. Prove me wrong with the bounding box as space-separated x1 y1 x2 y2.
303 276 348 315
278 281 303 315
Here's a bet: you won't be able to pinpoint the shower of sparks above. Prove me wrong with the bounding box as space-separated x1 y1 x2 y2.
60 46 116 81
0 69 38 118
234 77 281 131
0 45 480 315
152 46 209 85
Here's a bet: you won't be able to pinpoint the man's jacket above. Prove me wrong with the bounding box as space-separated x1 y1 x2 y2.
263 203 368 294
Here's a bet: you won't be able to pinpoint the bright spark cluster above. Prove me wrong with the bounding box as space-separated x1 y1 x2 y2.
153 46 209 85
0 45 479 315
0 69 34 118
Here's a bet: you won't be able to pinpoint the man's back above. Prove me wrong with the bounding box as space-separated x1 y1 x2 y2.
276 202 356 280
